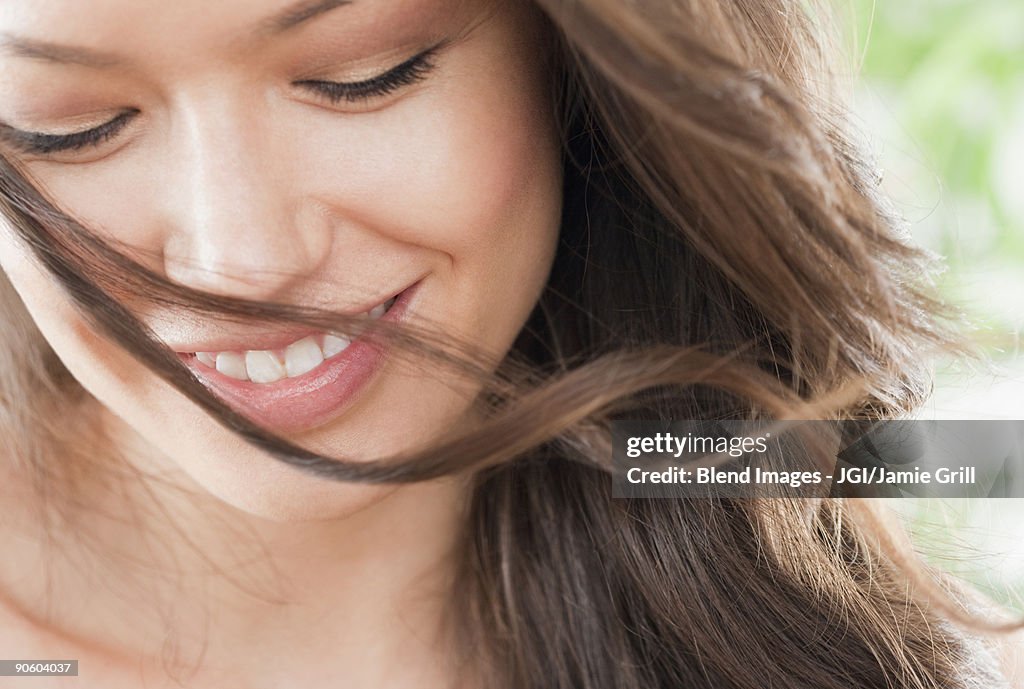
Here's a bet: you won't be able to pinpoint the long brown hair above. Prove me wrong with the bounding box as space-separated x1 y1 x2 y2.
0 0 1012 686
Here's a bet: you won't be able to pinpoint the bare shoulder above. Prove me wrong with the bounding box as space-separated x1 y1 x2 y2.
954 580 1024 689
999 638 1024 689
988 619 1024 688
0 597 80 689
0 590 67 658
0 531 101 685
0 597 139 688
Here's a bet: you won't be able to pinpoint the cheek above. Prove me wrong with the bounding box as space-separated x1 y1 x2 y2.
0 228 97 374
296 2 560 267
298 63 563 334
328 96 557 256
271 46 562 459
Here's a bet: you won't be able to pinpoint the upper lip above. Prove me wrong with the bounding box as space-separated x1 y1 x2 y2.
157 280 417 354
170 328 324 354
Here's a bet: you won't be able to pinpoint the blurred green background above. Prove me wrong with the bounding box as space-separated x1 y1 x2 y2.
842 0 1024 607
847 0 1024 357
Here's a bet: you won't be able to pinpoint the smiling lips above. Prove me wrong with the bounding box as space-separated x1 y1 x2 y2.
192 296 397 384
179 287 415 434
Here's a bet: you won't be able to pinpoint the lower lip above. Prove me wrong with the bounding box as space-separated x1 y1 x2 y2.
181 282 420 434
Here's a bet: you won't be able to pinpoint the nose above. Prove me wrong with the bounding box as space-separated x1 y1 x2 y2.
159 91 333 301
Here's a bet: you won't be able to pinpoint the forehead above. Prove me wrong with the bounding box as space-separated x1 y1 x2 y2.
0 0 468 65
0 0 342 38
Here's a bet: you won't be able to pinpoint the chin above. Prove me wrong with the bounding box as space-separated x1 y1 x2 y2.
205 466 403 523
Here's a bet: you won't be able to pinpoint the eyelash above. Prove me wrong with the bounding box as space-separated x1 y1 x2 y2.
11 46 441 156
293 47 439 105
12 110 139 155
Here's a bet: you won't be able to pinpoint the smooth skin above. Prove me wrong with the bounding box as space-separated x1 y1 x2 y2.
0 0 562 686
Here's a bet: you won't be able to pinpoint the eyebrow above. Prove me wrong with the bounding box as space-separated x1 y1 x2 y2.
0 0 354 68
0 35 122 68
266 0 354 33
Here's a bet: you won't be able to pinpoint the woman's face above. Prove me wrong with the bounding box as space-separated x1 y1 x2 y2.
0 0 562 519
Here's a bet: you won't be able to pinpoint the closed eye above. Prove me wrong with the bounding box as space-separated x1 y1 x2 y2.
293 43 443 105
1 109 139 155
0 42 444 158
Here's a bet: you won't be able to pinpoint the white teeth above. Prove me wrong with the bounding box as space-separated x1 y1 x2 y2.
245 350 286 384
322 333 351 358
216 352 249 381
284 337 324 377
193 294 398 383
198 334 344 384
